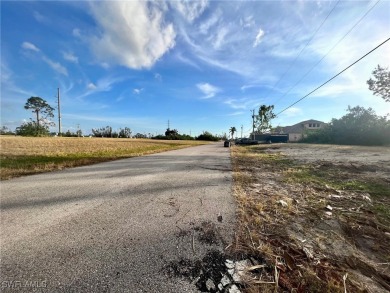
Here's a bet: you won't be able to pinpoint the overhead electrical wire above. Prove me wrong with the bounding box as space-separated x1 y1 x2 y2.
269 0 341 94
274 0 381 105
275 37 390 117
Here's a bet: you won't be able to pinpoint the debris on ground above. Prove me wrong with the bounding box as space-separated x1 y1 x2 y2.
231 144 390 293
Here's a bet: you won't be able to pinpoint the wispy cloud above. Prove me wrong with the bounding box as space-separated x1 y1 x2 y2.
21 41 68 76
240 15 255 28
87 83 97 91
88 1 176 69
78 76 130 99
170 0 208 23
212 26 229 50
133 88 144 95
253 28 265 48
199 9 221 34
174 52 201 70
72 28 81 38
33 11 49 24
224 97 261 110
21 42 40 52
62 51 78 64
281 107 302 117
197 82 221 99
42 56 68 76
1 62 35 97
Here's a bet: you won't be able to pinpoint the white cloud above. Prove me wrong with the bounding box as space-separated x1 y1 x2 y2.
89 1 176 69
78 76 130 100
253 28 265 48
213 26 229 50
199 9 221 34
197 82 221 99
170 0 208 23
21 42 40 52
1 62 35 97
175 52 201 69
240 15 255 28
224 97 261 110
226 111 245 116
42 56 68 76
133 88 144 95
87 83 97 90
281 107 302 117
62 51 78 63
21 42 68 75
72 28 81 38
154 73 162 81
33 11 47 23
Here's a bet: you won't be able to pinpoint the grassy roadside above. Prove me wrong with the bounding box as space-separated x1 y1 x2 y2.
231 144 390 293
0 136 207 180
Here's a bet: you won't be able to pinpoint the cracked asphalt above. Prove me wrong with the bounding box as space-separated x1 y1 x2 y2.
0 143 235 292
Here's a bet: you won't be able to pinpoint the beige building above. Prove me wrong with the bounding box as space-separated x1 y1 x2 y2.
276 119 326 142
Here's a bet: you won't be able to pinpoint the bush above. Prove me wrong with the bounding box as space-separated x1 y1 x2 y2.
196 131 219 141
16 121 49 136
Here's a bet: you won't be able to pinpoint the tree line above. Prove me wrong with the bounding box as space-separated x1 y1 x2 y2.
3 64 388 144
3 96 222 141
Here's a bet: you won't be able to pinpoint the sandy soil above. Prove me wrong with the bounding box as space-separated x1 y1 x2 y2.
232 143 390 293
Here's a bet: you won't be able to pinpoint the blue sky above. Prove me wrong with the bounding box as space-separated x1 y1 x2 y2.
1 0 389 137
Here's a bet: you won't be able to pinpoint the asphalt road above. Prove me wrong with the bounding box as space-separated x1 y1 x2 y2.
0 143 235 292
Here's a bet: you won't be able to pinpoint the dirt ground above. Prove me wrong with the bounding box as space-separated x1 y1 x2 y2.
231 143 390 293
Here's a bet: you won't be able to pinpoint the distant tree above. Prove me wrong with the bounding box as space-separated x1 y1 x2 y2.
255 105 276 133
0 126 14 135
165 128 179 137
152 130 194 140
92 126 113 137
65 130 73 137
301 106 390 146
16 121 49 136
134 133 147 139
196 131 219 141
367 65 390 102
24 97 55 134
119 127 132 138
229 127 237 139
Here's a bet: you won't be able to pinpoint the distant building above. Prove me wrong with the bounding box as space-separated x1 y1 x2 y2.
275 119 326 142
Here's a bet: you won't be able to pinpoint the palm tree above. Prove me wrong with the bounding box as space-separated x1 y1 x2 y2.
229 127 237 140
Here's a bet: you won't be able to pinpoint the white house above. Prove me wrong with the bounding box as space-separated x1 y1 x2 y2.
277 119 326 142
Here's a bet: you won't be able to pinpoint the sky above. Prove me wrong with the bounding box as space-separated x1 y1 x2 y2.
1 0 389 137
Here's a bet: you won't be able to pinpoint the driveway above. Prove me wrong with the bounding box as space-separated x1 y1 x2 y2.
0 143 235 292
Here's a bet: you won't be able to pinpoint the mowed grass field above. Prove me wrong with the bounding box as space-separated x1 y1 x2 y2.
0 136 207 180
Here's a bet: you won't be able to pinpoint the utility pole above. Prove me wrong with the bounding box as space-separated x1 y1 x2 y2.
57 88 61 136
252 109 255 140
241 125 243 139
167 119 170 130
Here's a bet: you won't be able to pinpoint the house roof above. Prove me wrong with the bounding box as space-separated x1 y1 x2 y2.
279 119 325 134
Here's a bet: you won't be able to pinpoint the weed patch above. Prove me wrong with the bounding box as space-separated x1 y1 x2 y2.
231 144 390 293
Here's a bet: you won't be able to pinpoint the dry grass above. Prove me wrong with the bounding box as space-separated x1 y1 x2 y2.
0 136 207 180
231 144 390 293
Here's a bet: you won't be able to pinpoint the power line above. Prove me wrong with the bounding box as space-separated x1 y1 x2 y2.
268 0 340 95
276 37 390 117
274 0 381 105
